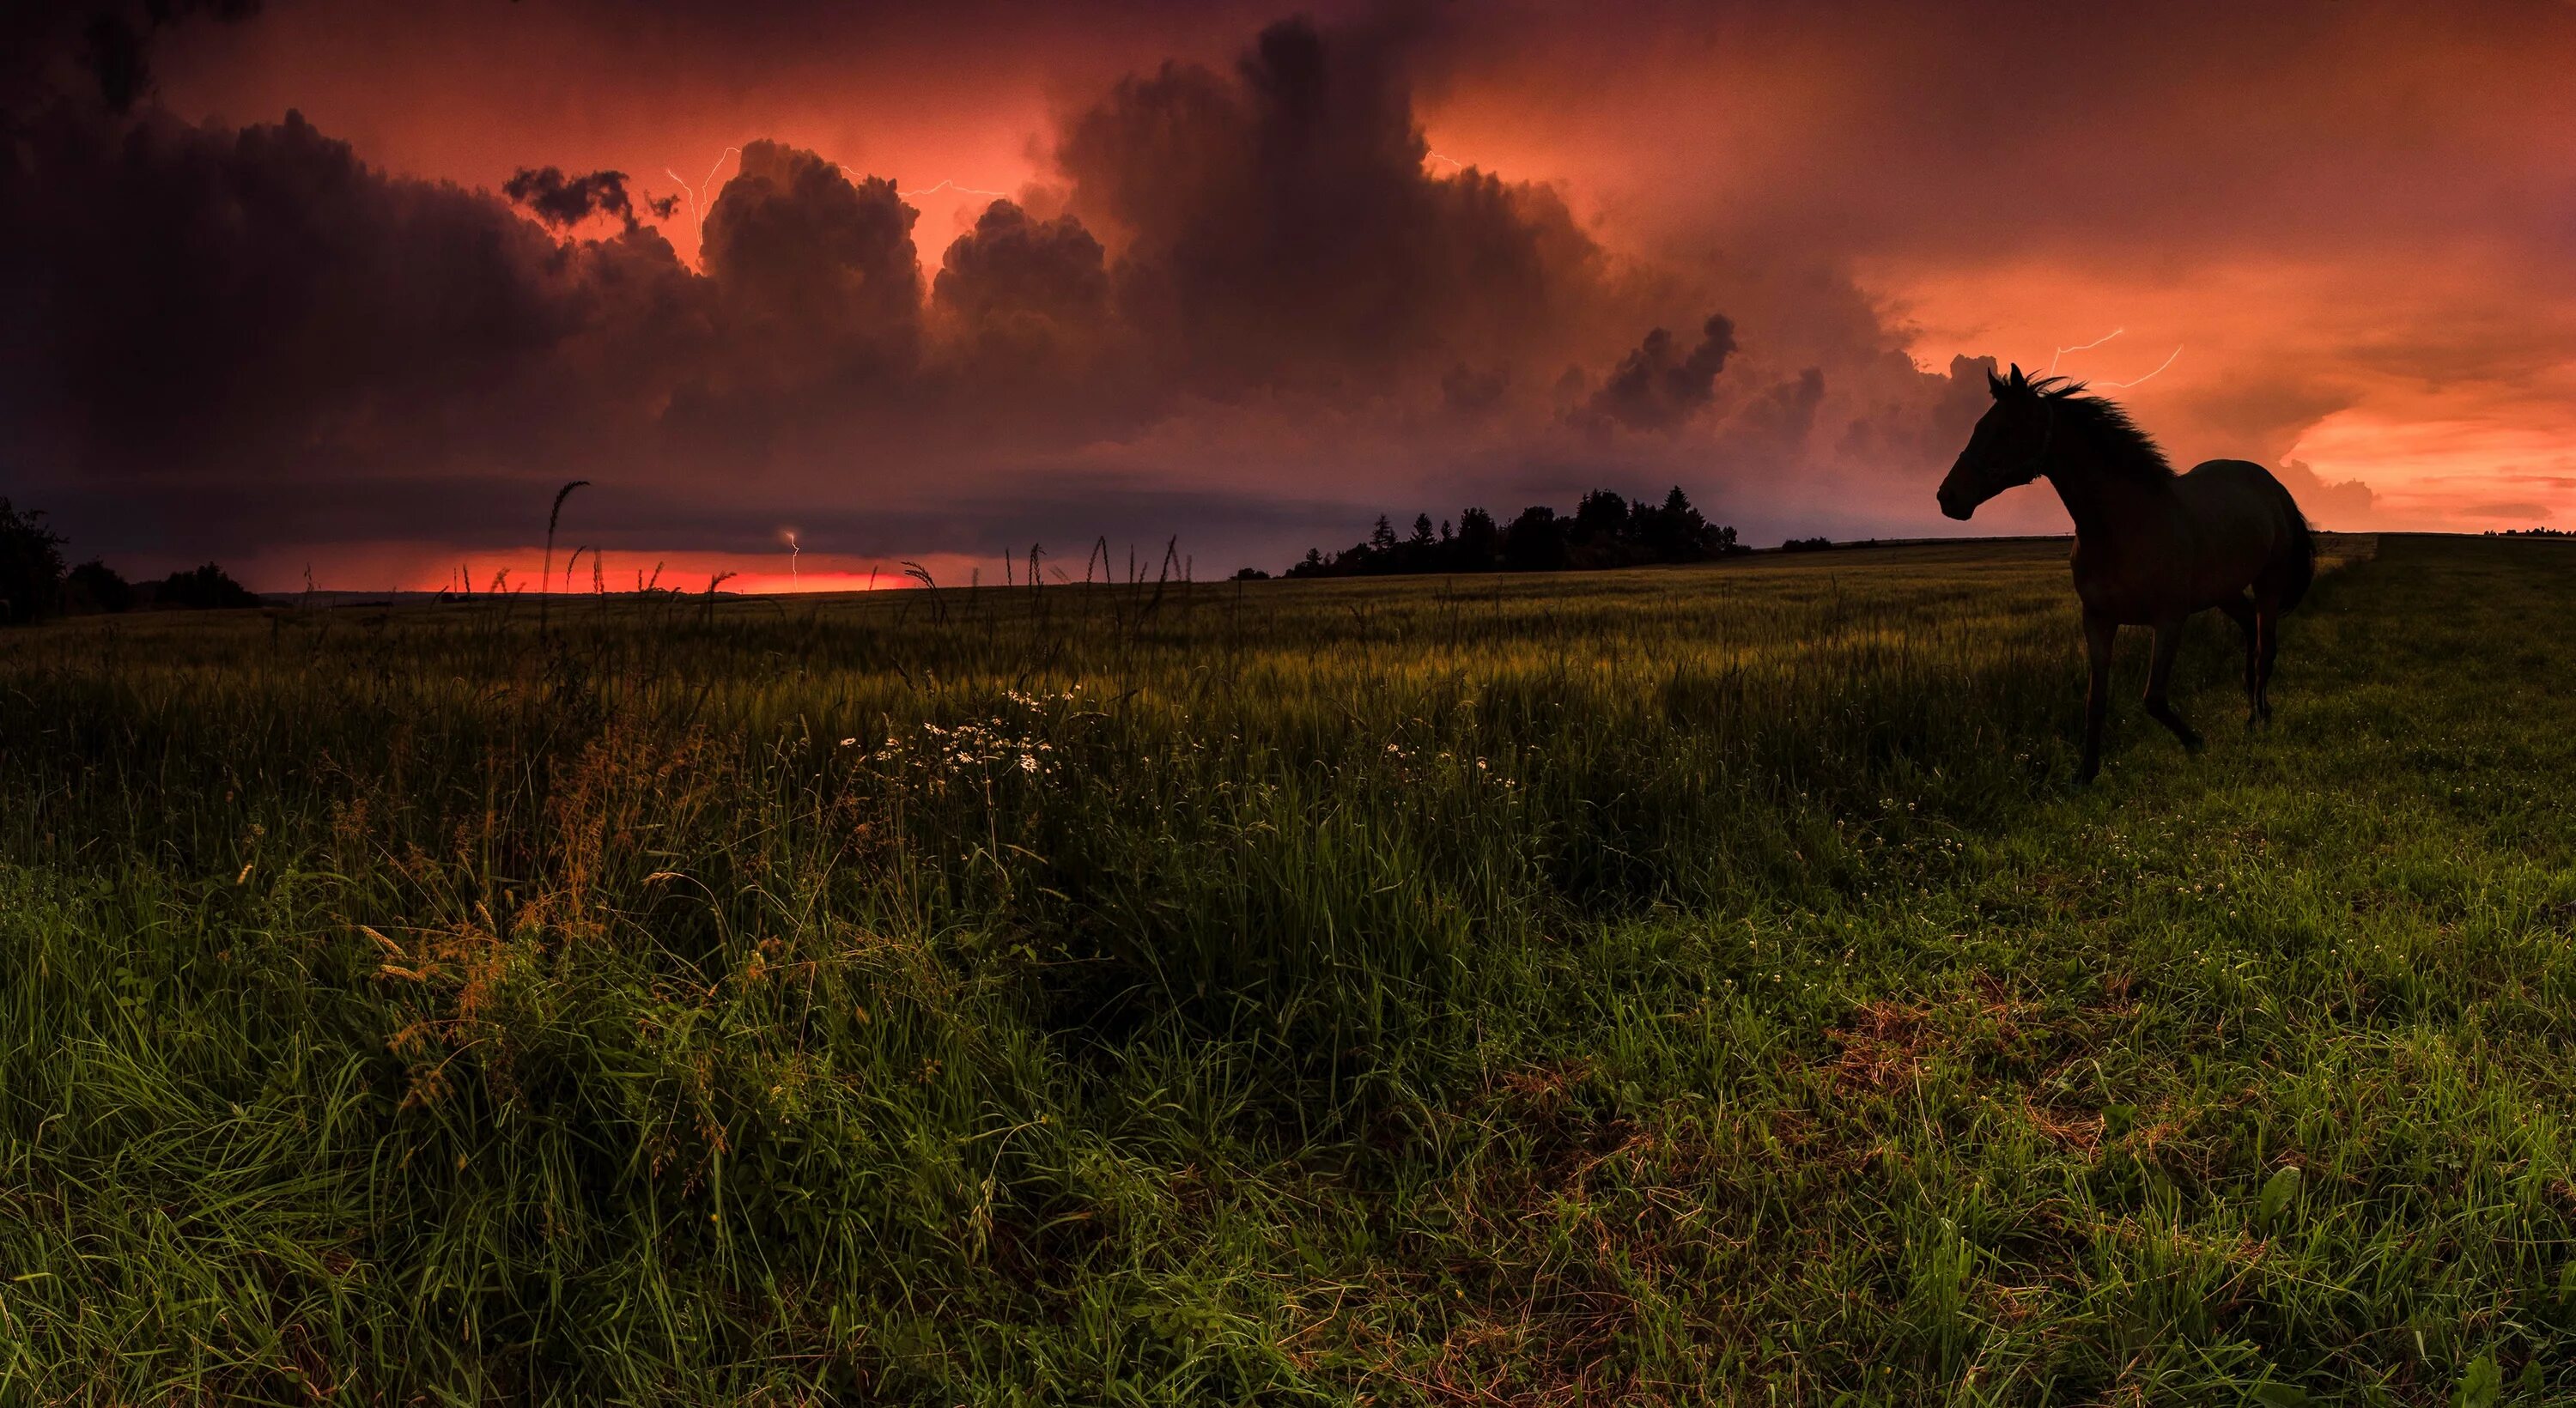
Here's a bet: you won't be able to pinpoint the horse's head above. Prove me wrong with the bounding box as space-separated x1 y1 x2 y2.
1938 363 2060 520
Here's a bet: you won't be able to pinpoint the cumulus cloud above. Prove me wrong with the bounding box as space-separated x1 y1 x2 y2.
2274 458 2379 529
3 0 263 118
1731 366 1826 449
503 166 641 230
933 201 1109 328
702 140 922 373
0 106 673 484
1590 314 1736 429
0 3 2019 572
1058 16 1604 396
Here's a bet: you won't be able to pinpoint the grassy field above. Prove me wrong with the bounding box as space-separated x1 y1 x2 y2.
3 531 2573 1404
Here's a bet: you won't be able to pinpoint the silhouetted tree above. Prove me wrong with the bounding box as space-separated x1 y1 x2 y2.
1571 489 1631 543
154 562 262 609
0 499 67 624
1633 484 1743 561
1502 506 1568 572
1285 489 1747 579
1453 507 1499 570
65 559 134 613
1231 566 1272 580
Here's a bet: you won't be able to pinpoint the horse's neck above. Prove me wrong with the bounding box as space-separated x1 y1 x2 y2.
2044 446 2175 544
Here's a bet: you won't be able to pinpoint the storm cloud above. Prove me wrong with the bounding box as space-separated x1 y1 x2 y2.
1590 315 1737 429
27 0 2511 579
503 166 643 230
0 106 663 485
1056 17 1606 398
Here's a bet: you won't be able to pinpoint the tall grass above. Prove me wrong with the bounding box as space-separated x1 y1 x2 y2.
5 536 2574 1403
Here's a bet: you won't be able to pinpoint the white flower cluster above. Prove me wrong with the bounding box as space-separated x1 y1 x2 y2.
843 690 1082 785
1375 739 1520 791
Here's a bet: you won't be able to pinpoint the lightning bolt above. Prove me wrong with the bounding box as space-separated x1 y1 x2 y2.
2096 346 2182 390
2047 327 2123 374
898 176 1014 201
785 529 800 583
663 146 742 233
2045 325 2182 390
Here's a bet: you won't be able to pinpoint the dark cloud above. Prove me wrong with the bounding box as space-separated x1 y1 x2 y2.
503 166 639 230
1589 314 1736 429
0 5 2019 575
1832 354 1996 470
2272 459 2377 529
4 0 264 117
1441 363 1509 417
923 198 1127 417
702 139 922 373
1733 366 1826 447
934 201 1109 328
1059 16 1602 395
2177 376 2358 469
0 106 674 482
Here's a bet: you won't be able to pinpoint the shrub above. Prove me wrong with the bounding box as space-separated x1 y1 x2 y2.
0 499 66 624
152 562 264 610
65 559 135 614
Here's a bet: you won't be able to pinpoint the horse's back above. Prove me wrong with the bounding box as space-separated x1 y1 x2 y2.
2178 459 2313 610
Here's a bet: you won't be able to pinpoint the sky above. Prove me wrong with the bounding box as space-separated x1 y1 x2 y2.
5 0 2573 590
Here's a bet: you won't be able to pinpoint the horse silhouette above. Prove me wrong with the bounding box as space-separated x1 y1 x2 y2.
1938 364 2312 783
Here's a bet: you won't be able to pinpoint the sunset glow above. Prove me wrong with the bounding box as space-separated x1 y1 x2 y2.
10 0 2572 588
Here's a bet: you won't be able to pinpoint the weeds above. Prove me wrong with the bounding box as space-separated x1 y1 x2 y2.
3 535 2573 1403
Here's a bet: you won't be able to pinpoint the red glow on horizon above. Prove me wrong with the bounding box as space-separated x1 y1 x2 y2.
222 546 1019 597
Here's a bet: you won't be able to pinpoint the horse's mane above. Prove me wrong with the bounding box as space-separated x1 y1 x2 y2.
2021 374 2174 482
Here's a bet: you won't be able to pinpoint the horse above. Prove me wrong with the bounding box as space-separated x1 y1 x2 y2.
1936 364 2313 783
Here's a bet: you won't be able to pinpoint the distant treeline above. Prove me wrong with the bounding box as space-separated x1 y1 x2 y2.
0 499 260 623
1261 487 1745 580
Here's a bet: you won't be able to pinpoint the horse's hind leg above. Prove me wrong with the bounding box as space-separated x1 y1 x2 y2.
2142 616 2203 753
2219 595 2258 725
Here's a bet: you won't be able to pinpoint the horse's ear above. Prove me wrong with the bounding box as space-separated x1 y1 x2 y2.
2008 363 2029 391
1987 367 2008 398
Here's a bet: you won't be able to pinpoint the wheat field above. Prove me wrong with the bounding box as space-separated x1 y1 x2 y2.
8 532 2576 1405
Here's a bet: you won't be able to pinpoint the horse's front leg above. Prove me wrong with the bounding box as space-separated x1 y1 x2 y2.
2142 615 2202 752
2078 610 2116 783
2218 595 2258 726
2253 600 2280 723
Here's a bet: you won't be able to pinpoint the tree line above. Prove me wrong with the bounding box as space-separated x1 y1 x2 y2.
1256 486 1746 580
0 500 260 624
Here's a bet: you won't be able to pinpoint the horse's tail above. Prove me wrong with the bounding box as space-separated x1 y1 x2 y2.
2277 488 2315 614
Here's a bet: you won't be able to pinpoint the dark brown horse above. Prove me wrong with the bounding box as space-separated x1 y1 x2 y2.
1937 364 2312 782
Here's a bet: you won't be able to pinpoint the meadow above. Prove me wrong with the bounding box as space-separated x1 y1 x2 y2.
3 531 2573 1405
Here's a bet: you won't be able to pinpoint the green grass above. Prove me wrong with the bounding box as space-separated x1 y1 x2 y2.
3 532 2572 1404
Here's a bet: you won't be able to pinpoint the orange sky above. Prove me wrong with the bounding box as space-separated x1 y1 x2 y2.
17 0 2574 587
